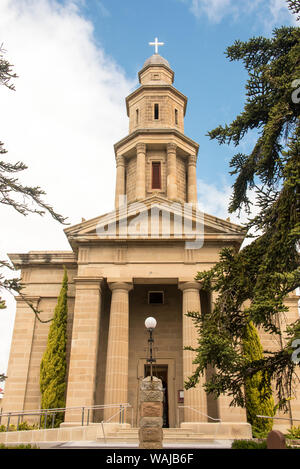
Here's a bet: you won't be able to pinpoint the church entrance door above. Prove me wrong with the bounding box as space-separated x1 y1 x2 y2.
144 364 169 427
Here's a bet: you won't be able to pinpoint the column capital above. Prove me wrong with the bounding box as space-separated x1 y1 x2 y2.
116 154 125 167
167 142 177 153
108 280 133 292
188 154 197 166
136 142 146 153
178 280 202 292
73 276 104 291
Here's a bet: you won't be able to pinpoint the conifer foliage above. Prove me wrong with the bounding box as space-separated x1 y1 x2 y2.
185 4 300 414
287 0 300 20
40 267 68 427
242 321 274 436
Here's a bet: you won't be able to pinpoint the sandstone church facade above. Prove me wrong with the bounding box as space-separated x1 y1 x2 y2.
2 51 299 430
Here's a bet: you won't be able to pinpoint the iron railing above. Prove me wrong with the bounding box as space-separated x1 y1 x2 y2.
0 403 133 432
177 405 222 440
256 415 300 421
256 414 300 428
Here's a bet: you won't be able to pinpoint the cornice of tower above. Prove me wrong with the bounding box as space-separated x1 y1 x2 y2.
114 128 199 157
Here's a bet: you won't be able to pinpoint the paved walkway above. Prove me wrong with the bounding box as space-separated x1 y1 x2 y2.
39 440 233 449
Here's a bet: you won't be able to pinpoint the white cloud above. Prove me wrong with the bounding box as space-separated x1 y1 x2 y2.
197 178 261 245
190 0 233 23
197 178 233 219
267 0 298 27
183 0 296 26
0 0 135 374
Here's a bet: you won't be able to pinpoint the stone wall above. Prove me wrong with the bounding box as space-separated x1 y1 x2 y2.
2 263 76 415
176 155 187 203
126 155 136 203
128 89 185 134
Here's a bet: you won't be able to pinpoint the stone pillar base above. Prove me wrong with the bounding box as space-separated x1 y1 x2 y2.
139 377 163 449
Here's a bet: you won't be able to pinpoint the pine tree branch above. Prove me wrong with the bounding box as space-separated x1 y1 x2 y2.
190 24 300 410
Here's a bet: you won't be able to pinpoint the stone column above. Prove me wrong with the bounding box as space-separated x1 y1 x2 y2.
210 290 247 423
1 296 39 413
187 155 198 205
179 281 206 422
136 143 146 200
64 277 103 425
115 154 126 208
167 143 177 200
104 281 133 422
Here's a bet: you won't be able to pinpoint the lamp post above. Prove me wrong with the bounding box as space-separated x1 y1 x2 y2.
145 317 157 381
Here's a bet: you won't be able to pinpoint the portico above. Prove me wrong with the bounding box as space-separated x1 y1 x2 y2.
64 270 217 428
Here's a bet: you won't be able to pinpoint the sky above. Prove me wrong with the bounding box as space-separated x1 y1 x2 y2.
0 0 298 377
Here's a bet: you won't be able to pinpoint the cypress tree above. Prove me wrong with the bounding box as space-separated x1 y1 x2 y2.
40 267 68 427
242 321 274 436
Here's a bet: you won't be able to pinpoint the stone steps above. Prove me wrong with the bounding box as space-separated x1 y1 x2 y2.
98 436 216 444
98 427 215 444
116 427 203 433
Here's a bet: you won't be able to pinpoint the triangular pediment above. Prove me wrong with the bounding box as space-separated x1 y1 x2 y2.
65 195 246 250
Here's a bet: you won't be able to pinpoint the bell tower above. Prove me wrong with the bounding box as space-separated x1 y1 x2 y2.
114 41 199 208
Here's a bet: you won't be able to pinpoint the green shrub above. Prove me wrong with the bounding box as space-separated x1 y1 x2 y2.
0 421 38 432
251 427 270 439
286 425 300 440
232 439 267 449
0 443 39 449
0 424 16 432
18 421 38 431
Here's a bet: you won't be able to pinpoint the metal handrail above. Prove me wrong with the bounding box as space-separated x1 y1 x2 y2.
177 405 222 441
103 407 125 424
0 403 132 432
100 404 132 444
101 420 107 445
0 403 131 417
256 415 300 421
178 405 221 422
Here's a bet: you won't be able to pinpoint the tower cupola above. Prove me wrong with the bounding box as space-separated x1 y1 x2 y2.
114 40 199 208
126 51 186 134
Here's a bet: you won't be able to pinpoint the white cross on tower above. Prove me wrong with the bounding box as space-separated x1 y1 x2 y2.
149 37 164 54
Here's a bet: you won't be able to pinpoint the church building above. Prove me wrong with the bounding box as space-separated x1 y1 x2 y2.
2 44 299 430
